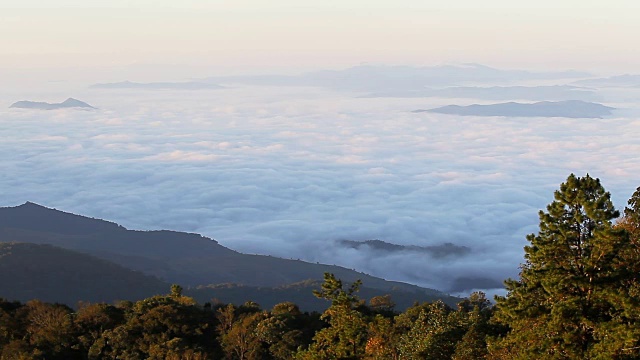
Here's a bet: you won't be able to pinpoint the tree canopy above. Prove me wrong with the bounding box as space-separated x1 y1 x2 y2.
491 174 640 359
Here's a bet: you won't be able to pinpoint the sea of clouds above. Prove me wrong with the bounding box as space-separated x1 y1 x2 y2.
2 78 640 296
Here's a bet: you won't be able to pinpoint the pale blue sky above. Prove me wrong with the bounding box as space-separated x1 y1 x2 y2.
1 1 639 74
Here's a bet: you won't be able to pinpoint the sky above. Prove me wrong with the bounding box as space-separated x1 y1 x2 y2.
1 1 640 75
2 1 640 296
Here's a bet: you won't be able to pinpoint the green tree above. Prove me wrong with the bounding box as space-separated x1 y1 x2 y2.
21 300 80 359
452 292 495 360
368 294 396 317
255 302 306 359
170 284 183 298
396 300 465 360
312 272 362 308
364 314 398 359
216 304 238 335
73 302 125 356
491 174 637 359
96 294 218 359
220 312 266 360
604 187 640 358
300 273 368 359
0 299 31 360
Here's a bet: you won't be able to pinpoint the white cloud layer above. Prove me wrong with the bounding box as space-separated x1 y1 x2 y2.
2 82 640 295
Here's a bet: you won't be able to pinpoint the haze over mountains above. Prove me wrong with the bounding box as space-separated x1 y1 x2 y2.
202 63 591 92
91 81 225 90
83 64 596 97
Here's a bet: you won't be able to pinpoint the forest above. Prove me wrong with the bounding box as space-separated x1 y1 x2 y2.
0 173 639 359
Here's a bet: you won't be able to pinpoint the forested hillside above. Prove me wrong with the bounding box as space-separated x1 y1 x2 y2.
0 242 167 305
0 275 497 359
0 241 458 311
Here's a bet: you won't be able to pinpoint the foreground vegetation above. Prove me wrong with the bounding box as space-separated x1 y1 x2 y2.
1 174 639 359
0 281 496 359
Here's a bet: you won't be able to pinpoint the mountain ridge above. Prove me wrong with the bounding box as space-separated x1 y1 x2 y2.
0 202 456 304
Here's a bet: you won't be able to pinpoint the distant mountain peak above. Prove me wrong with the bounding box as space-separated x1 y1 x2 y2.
9 98 96 110
61 97 88 105
20 201 46 208
1 201 125 235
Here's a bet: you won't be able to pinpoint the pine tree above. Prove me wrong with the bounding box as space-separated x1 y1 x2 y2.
396 301 465 360
452 292 494 360
490 174 637 359
602 187 640 359
300 273 368 359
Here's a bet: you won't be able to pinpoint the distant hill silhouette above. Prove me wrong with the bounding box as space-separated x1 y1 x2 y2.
0 202 458 309
9 98 95 110
338 239 470 257
416 100 614 118
90 81 224 90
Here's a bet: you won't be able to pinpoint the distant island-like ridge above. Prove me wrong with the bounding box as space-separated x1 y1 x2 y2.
9 98 95 110
338 239 471 257
415 100 614 118
573 74 640 88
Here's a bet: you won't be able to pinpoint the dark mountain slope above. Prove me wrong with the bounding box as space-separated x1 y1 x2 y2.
0 241 458 311
0 242 167 305
0 203 452 301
